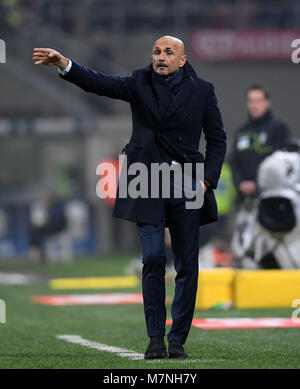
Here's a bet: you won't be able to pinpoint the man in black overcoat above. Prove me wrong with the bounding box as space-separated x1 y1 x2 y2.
33 35 226 359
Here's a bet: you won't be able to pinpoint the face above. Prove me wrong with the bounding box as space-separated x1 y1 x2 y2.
246 89 270 119
43 191 54 204
152 36 187 77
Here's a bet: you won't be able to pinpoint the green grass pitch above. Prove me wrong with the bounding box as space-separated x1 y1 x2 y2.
0 255 299 369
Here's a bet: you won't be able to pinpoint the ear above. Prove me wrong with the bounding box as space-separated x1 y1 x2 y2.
179 55 187 67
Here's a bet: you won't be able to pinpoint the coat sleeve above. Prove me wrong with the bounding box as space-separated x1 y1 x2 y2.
59 60 134 102
202 82 227 189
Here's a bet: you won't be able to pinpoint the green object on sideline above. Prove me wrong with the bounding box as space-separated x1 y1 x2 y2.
215 162 237 216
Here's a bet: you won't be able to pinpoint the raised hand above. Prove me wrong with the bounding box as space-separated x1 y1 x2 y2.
32 48 69 71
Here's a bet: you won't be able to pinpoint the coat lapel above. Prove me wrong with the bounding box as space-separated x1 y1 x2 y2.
142 77 162 129
163 76 196 120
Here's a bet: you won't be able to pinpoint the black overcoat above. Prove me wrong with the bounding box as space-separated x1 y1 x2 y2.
60 60 227 226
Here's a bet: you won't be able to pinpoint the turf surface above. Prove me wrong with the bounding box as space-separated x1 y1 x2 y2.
0 255 299 369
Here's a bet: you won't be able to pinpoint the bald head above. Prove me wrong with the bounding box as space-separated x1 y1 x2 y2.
152 35 187 78
154 36 185 55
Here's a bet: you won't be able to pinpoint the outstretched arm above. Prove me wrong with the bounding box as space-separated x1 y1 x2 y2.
32 48 134 102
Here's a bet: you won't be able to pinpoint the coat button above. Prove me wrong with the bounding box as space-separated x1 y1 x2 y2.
178 136 183 142
188 114 192 120
183 153 187 158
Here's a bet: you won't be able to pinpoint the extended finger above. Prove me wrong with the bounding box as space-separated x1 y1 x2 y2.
32 55 47 60
32 56 46 62
33 48 50 53
32 51 49 56
32 53 49 58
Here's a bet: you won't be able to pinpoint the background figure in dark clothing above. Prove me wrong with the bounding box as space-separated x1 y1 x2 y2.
29 190 67 263
230 85 292 203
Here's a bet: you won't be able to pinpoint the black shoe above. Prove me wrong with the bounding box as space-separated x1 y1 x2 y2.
144 336 167 359
168 341 188 359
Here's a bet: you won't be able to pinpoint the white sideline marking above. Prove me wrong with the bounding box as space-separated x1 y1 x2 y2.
56 335 144 360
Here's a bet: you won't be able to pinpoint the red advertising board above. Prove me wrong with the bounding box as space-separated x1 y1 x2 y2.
166 318 300 329
190 29 300 61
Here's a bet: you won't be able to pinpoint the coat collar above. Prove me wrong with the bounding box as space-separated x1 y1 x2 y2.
142 61 198 122
248 109 273 125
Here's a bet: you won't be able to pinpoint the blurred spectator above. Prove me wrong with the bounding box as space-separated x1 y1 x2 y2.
28 189 67 263
1 0 22 31
212 1 235 28
6 0 300 38
230 84 292 203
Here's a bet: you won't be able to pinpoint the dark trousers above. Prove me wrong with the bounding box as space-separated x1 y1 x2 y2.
137 172 201 344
